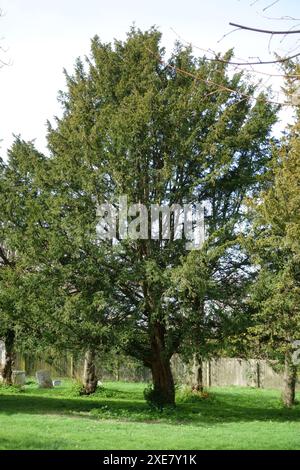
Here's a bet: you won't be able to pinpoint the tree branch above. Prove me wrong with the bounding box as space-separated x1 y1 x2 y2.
229 22 300 35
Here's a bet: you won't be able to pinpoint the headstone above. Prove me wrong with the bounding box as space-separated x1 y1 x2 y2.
53 380 61 387
0 340 5 368
12 370 26 386
36 370 53 388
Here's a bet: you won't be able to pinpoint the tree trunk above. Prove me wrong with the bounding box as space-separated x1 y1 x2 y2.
256 361 261 388
115 356 120 382
192 354 203 392
70 354 75 379
206 360 211 387
150 322 175 406
281 354 297 407
82 349 98 395
2 329 15 385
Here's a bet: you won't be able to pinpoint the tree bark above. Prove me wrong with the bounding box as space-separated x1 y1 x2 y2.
82 349 98 395
115 356 120 382
281 354 297 407
256 361 261 388
206 360 212 387
192 354 203 392
2 329 15 385
70 354 75 379
150 322 175 406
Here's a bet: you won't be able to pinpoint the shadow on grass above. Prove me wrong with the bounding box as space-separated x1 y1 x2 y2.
0 436 68 450
0 386 299 425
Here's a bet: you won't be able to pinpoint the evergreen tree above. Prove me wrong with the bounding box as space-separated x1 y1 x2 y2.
45 27 276 404
247 93 300 406
1 138 119 394
0 139 47 383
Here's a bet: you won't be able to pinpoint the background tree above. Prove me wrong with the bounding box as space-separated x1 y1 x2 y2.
0 139 47 384
1 135 121 394
246 79 300 406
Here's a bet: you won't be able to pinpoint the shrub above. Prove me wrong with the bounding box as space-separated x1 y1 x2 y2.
143 385 175 411
0 383 25 394
69 381 85 397
176 385 211 403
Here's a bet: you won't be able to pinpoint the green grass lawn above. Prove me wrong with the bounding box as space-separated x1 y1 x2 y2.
0 380 299 450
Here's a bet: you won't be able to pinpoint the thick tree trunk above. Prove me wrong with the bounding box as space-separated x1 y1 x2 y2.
281 354 297 407
2 329 15 385
82 349 98 395
150 323 175 406
192 354 203 393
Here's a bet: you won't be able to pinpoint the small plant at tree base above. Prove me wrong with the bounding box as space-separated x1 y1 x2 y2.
70 381 86 397
25 380 35 386
176 385 212 403
143 385 176 411
0 383 25 394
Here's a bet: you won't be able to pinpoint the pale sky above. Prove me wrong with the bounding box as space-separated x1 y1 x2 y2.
0 0 299 159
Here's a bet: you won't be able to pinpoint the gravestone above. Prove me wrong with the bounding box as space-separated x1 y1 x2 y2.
12 370 26 386
0 340 5 368
53 380 61 387
0 341 5 382
36 370 53 388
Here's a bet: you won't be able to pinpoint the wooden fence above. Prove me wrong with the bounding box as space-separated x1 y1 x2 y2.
0 341 299 390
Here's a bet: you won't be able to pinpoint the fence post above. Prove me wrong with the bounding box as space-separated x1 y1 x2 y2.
256 361 261 388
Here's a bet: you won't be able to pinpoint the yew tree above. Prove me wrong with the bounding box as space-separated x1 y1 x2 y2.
0 139 48 383
2 138 120 394
45 27 276 405
247 108 300 407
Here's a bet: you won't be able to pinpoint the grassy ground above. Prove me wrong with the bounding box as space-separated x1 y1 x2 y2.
0 380 299 450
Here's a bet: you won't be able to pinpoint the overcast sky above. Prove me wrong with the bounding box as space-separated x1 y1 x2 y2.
0 0 299 158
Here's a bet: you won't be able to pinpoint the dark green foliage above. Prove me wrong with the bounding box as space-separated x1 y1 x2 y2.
0 27 278 404
143 384 172 410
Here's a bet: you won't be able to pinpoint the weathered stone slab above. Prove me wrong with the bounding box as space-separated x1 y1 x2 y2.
0 340 5 367
12 370 26 386
36 370 53 388
53 380 61 387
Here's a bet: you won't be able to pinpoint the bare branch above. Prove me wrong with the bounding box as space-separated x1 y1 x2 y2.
260 15 300 21
217 26 241 43
262 0 279 13
145 47 291 107
229 22 300 34
283 39 300 55
170 28 300 68
280 23 300 44
268 33 274 54
204 52 300 66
